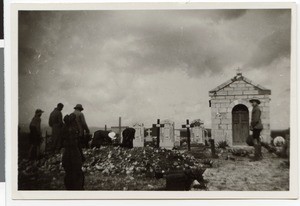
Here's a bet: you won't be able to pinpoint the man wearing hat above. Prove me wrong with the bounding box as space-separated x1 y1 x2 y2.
72 104 90 137
72 104 90 160
249 99 263 161
28 109 44 160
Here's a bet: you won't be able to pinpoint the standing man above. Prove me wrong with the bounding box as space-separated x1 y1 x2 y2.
61 114 85 190
28 109 44 160
49 103 64 152
249 99 263 161
72 104 90 160
72 104 90 137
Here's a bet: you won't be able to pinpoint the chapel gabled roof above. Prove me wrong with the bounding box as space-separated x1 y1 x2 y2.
209 72 271 95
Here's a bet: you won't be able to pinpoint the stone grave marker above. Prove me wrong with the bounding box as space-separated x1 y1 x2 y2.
145 129 152 142
160 120 175 149
190 119 205 144
132 123 144 147
174 130 181 147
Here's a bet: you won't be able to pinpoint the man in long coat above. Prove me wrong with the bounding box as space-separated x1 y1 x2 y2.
61 114 84 190
249 99 263 161
72 104 90 138
72 104 89 160
28 109 44 160
49 103 64 152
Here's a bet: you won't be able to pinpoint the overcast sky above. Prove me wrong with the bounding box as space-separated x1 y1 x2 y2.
18 9 291 129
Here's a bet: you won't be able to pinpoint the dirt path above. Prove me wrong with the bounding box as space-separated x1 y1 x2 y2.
202 148 289 191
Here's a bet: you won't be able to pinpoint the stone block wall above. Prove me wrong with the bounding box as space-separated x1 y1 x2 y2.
210 79 271 146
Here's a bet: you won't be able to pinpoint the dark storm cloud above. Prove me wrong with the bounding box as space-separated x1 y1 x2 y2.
244 9 291 68
246 29 291 68
18 9 249 78
18 9 291 129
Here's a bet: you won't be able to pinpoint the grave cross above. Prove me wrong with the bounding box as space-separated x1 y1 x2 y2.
236 67 242 75
182 119 194 151
146 129 151 137
152 119 165 148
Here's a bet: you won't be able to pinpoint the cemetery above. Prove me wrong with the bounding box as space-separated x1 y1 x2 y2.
17 72 289 191
16 8 292 195
18 116 290 191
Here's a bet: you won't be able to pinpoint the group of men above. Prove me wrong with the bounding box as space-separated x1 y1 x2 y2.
28 103 89 189
28 103 90 159
48 103 90 152
28 102 137 190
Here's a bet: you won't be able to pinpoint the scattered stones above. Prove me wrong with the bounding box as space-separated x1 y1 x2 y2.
225 155 236 161
200 159 214 168
147 184 154 189
229 147 253 157
19 146 207 190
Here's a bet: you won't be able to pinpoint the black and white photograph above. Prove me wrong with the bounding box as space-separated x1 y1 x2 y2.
0 48 4 183
0 0 5 184
8 2 297 200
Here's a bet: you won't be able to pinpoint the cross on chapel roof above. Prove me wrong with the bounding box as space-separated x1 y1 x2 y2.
209 72 271 96
236 67 242 76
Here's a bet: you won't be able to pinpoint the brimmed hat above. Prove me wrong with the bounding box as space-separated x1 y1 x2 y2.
249 99 261 104
35 109 44 114
74 104 84 111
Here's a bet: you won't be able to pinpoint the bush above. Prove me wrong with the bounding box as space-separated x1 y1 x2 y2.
216 140 228 149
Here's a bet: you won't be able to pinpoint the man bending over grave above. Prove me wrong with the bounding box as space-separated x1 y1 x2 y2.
121 128 135 148
90 130 116 148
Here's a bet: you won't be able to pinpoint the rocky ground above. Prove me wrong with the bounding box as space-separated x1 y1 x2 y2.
18 144 289 191
203 147 289 191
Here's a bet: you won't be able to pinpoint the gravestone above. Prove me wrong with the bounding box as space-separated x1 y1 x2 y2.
174 130 181 147
145 129 152 142
132 123 144 147
160 120 175 149
190 119 205 144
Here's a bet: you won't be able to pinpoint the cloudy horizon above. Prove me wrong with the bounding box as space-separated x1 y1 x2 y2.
18 9 291 130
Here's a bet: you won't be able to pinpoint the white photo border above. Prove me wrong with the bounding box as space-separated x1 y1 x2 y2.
5 1 298 200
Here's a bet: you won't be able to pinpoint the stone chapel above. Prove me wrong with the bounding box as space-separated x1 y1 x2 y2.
209 72 271 146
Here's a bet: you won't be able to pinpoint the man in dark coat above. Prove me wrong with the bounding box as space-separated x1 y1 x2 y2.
28 109 44 160
61 114 84 190
90 130 116 148
72 104 90 137
72 104 90 147
49 103 64 152
249 99 263 161
121 128 135 148
72 104 90 161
